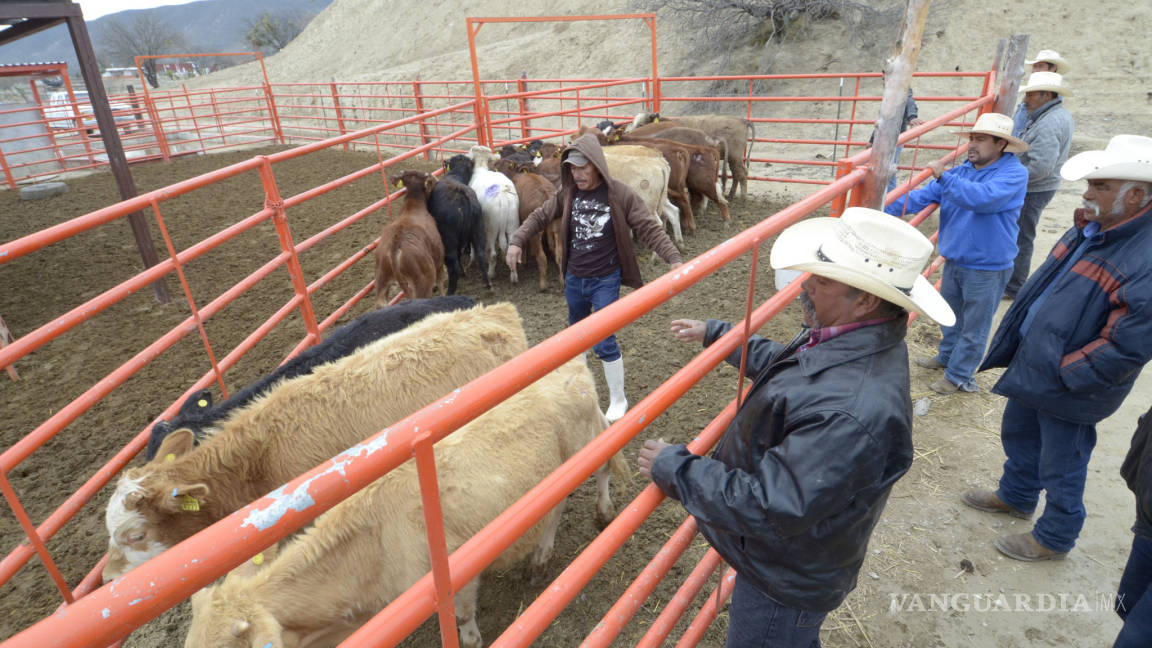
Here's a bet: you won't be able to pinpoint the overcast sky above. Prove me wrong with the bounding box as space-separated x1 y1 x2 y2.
77 0 204 21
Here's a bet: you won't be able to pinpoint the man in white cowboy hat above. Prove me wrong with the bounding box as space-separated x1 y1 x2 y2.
1013 49 1071 135
966 135 1152 562
885 112 1028 395
1003 71 1075 300
636 208 954 647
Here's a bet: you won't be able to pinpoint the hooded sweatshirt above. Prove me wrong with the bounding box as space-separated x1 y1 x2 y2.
510 134 681 289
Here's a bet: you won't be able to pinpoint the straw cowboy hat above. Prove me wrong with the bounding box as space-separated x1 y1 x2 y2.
953 113 1029 154
1019 71 1073 96
770 207 956 326
1025 49 1070 74
1061 134 1152 182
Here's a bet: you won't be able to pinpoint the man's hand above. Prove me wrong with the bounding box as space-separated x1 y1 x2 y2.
927 159 946 180
908 117 925 128
670 319 706 343
637 438 671 480
506 244 523 270
670 261 684 271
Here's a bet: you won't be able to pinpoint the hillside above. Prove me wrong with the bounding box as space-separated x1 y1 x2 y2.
0 0 334 71
192 0 1151 150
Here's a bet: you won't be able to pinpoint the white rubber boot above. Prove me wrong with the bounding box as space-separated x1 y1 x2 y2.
602 358 628 423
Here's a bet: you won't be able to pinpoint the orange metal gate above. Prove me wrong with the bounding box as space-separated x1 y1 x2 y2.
1 17 1004 647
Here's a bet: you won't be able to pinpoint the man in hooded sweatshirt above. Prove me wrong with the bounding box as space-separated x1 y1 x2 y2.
507 133 683 422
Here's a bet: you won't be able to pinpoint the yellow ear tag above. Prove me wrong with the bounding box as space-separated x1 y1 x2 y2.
252 552 264 566
164 453 176 463
197 399 208 408
394 180 402 189
180 495 200 512
653 116 660 123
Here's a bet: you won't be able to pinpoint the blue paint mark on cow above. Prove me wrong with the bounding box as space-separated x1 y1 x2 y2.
102 608 111 619
484 184 499 201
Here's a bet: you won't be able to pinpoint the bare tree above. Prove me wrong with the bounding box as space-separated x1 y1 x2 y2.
640 0 897 83
100 15 188 88
245 11 306 53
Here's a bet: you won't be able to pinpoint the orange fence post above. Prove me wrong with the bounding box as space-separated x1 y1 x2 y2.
208 88 225 145
412 80 432 160
27 79 67 177
330 81 349 152
414 433 462 648
256 157 321 342
636 550 724 648
182 83 207 154
0 139 15 190
0 470 73 604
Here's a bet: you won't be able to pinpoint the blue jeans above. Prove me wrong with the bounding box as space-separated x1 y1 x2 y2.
886 145 905 195
1115 534 1152 647
934 263 1011 389
565 269 622 362
1006 190 1057 296
726 575 826 648
996 399 1097 552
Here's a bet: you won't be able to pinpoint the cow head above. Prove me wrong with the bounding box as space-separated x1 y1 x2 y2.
631 111 660 130
103 429 212 582
187 581 288 648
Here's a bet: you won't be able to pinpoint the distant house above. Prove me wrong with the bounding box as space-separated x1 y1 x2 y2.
157 62 199 78
101 67 136 78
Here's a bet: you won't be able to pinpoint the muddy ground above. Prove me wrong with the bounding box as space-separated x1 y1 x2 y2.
0 146 1137 647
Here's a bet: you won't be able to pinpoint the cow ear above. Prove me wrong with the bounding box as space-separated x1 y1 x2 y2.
230 619 250 637
164 483 210 513
153 427 196 462
424 176 436 195
176 389 212 417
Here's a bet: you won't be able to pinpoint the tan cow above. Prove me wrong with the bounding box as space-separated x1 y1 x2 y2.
185 356 622 648
630 112 755 200
103 303 529 582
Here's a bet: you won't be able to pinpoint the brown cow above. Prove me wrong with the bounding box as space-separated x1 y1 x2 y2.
374 170 445 305
494 157 559 290
629 112 755 200
614 135 731 230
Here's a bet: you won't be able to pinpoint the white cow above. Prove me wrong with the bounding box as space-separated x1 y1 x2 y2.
468 145 520 283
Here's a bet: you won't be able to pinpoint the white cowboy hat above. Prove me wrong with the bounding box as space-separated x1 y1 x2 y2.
1025 50 1070 74
1061 134 1152 182
952 112 1029 154
1019 71 1073 96
770 207 956 326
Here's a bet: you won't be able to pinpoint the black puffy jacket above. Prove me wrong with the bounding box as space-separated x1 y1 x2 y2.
651 318 914 612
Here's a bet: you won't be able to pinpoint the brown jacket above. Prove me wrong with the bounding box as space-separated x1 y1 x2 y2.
509 133 682 289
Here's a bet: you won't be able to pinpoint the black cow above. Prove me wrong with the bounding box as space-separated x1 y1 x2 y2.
428 156 489 293
144 295 476 460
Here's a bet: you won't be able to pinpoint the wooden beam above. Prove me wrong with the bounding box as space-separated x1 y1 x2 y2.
0 2 82 21
861 0 932 210
65 13 171 303
0 17 64 47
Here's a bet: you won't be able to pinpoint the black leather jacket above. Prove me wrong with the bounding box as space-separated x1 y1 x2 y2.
651 318 914 612
1121 405 1152 539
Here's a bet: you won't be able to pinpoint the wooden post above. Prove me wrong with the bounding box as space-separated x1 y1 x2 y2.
412 79 432 160
861 0 932 211
0 314 18 381
67 15 170 303
993 34 1030 115
516 72 530 142
330 80 349 152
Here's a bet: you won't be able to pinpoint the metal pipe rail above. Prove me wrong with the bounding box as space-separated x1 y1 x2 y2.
1 55 995 646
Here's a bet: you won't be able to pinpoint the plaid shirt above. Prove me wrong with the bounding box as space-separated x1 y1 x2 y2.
799 316 899 352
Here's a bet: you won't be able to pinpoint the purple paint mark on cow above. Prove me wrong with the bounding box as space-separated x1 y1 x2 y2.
485 184 500 201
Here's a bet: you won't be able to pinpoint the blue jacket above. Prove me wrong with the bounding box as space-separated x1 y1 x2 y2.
651 318 913 612
980 205 1152 424
885 154 1027 270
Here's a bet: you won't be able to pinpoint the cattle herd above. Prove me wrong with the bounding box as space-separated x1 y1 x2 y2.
372 111 754 300
101 110 753 647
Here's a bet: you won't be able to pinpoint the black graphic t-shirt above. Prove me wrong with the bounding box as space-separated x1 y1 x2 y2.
566 184 618 278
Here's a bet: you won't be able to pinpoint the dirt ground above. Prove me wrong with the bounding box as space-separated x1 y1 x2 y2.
0 154 1145 645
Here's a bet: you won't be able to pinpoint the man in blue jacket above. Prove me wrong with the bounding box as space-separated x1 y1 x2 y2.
964 135 1152 562
638 208 955 647
885 112 1028 394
